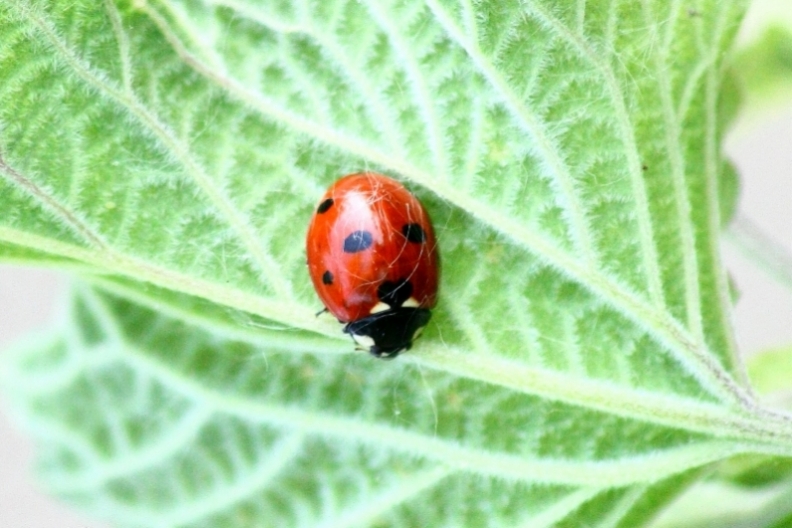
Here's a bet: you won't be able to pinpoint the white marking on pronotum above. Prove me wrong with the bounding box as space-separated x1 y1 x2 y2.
351 334 376 350
403 297 420 308
369 302 390 314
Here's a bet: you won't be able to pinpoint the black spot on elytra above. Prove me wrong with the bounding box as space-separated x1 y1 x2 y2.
317 198 334 214
322 270 333 285
377 279 413 308
343 230 373 253
402 223 426 243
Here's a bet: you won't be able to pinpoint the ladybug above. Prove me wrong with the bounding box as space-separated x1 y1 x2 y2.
306 172 439 358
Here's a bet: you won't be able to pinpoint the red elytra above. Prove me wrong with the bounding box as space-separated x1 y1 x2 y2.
306 173 438 358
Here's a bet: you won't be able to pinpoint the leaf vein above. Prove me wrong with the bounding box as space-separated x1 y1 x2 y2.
120 341 760 486
316 466 453 528
359 0 451 175
525 1 666 312
0 155 108 250
424 0 596 263
641 0 705 345
17 3 294 299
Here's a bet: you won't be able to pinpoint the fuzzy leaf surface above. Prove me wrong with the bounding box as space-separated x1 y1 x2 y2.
2 0 790 526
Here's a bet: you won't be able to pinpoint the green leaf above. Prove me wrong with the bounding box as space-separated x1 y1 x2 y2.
3 0 790 526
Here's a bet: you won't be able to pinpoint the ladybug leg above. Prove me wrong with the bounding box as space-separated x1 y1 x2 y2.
315 307 329 317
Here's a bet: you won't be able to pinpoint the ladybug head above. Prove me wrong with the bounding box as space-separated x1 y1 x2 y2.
344 308 431 359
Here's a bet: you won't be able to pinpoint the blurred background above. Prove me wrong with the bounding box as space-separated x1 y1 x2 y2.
2 2 792 526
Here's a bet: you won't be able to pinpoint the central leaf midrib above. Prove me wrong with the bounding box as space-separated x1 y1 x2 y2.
3 221 771 446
